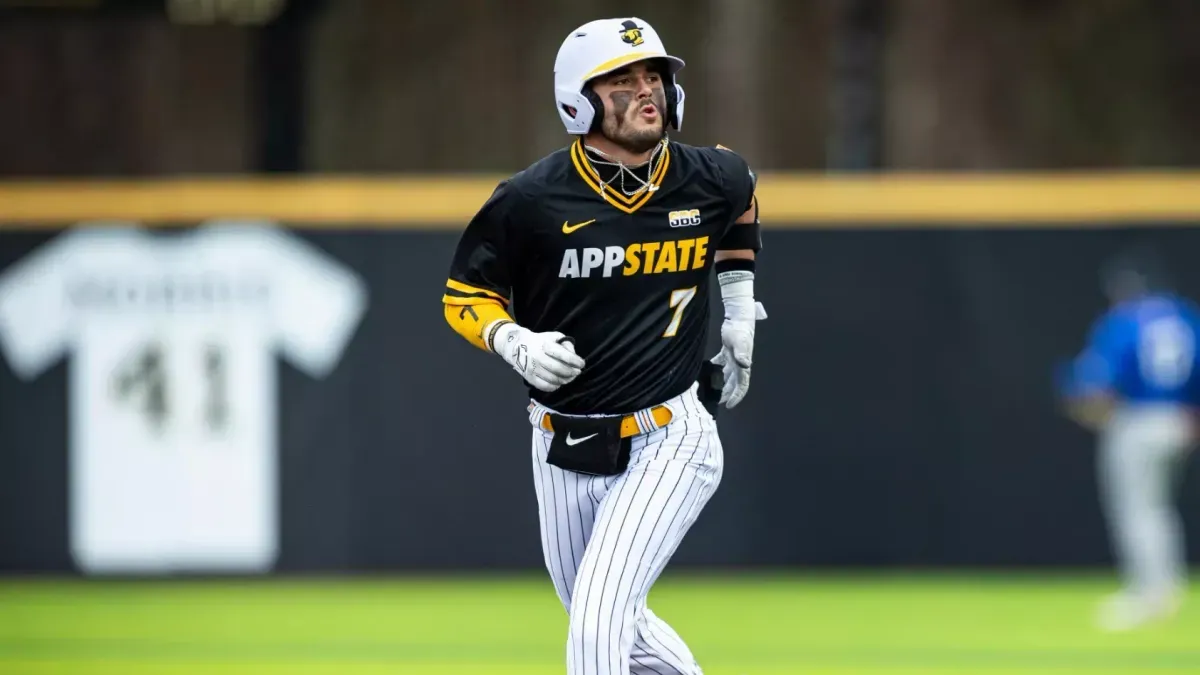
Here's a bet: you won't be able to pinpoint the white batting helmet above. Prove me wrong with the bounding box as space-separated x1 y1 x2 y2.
553 17 687 135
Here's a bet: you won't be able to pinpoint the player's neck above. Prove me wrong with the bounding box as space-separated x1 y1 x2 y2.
581 133 657 167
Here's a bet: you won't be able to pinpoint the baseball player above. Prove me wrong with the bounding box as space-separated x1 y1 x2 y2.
441 17 765 675
1056 247 1199 631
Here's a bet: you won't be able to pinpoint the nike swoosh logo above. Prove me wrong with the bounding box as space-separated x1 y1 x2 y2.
562 219 596 234
565 432 598 446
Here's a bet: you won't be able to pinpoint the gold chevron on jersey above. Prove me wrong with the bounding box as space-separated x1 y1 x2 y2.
442 278 509 307
570 138 670 215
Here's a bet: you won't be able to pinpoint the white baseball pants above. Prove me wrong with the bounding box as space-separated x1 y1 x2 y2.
1098 404 1193 599
528 382 723 675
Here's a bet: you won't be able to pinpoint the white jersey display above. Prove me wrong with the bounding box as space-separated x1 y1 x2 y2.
0 222 368 575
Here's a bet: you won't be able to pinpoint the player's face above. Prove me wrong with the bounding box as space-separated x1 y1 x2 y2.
591 62 668 155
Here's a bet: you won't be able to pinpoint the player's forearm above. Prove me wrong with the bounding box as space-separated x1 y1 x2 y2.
714 253 758 320
714 249 755 262
1064 395 1114 431
443 300 514 353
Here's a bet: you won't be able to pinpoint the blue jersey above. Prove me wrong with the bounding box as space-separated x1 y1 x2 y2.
1058 293 1200 406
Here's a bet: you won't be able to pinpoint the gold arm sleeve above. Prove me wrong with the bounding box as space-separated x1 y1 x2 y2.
444 299 514 352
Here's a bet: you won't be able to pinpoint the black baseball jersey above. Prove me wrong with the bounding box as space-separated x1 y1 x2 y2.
445 138 757 415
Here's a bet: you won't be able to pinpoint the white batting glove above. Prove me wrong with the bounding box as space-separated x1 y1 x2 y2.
710 272 767 408
490 322 585 392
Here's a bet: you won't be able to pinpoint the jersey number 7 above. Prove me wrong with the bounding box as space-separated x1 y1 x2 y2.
663 286 697 338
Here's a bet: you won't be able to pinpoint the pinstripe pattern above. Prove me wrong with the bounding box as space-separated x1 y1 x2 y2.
530 383 723 675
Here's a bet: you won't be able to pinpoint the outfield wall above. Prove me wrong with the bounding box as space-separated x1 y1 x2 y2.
1 175 1199 574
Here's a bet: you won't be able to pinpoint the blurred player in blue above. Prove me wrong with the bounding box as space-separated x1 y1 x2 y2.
1057 246 1198 631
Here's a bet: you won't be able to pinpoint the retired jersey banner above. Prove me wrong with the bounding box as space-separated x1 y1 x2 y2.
0 221 367 574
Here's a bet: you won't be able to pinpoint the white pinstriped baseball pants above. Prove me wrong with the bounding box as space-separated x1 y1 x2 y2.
529 382 724 675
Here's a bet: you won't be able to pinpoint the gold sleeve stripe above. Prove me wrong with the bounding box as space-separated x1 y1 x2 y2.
442 294 510 307
445 279 507 303
444 299 512 352
443 285 500 301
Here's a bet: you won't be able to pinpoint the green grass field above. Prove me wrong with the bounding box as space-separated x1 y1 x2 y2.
0 572 1196 674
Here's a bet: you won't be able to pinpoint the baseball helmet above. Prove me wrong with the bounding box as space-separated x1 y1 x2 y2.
553 17 686 135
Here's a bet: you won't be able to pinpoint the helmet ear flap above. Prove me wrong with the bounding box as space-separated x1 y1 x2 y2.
554 87 597 135
666 80 685 131
583 88 605 133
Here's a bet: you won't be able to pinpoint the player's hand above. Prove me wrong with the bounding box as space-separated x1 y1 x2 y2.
494 324 585 392
710 301 767 408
